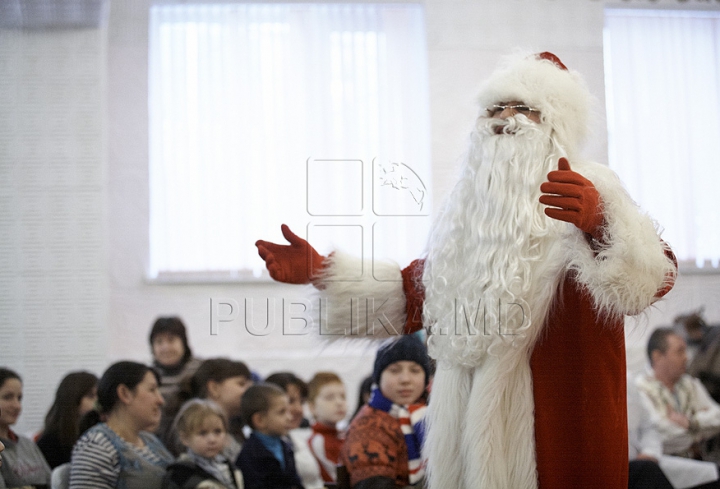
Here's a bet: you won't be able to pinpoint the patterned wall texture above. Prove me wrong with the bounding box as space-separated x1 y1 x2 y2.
0 27 108 435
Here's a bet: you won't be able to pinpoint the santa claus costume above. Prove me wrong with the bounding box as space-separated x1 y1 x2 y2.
256 52 677 489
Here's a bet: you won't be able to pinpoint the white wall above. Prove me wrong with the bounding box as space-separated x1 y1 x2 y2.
2 0 720 436
0 26 109 435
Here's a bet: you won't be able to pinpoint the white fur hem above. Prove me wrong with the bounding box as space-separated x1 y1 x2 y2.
565 162 676 317
313 251 408 340
425 357 538 489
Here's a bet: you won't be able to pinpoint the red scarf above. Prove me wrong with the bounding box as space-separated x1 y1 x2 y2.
308 422 344 482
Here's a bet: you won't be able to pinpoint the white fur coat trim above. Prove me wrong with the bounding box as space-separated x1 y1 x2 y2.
565 161 676 317
313 251 407 339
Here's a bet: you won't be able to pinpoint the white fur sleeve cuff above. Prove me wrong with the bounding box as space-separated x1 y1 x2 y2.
313 250 408 340
566 164 676 317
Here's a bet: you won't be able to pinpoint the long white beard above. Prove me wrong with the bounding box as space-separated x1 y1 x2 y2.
424 115 569 367
422 116 572 489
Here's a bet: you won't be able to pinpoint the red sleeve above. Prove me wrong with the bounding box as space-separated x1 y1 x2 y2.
401 258 426 334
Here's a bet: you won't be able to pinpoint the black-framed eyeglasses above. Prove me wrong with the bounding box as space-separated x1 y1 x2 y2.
486 104 540 117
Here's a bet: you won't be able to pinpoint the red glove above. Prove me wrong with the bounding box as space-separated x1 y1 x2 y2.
539 158 604 240
255 224 325 284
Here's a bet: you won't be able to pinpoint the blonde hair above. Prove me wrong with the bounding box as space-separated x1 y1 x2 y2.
173 398 228 437
307 372 343 403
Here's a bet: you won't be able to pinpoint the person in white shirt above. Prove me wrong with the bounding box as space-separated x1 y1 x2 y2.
629 374 720 488
636 328 720 458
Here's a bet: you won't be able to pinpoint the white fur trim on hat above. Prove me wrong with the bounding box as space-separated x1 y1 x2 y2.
476 52 592 156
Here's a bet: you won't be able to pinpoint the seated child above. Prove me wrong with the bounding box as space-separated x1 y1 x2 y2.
162 399 243 489
341 334 430 489
236 383 304 489
306 372 347 484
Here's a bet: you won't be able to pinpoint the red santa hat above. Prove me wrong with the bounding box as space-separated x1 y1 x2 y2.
476 51 593 154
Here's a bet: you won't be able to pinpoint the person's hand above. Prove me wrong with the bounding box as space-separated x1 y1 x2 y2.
666 405 691 429
635 453 658 463
255 224 325 284
540 158 604 240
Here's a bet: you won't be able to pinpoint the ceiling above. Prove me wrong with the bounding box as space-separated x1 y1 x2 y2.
0 0 109 29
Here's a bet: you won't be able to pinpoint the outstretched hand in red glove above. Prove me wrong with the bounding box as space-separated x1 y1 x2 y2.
539 158 605 241
255 224 326 284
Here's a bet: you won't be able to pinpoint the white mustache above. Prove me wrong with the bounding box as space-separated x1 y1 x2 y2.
479 114 539 136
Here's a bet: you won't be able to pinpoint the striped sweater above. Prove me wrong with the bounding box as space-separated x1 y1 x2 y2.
69 423 173 489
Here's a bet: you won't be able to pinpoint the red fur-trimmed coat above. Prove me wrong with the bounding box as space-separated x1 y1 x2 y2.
402 260 633 487
319 251 674 488
314 161 677 488
403 259 677 488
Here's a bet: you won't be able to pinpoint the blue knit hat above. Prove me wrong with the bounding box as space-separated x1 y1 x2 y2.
372 334 430 385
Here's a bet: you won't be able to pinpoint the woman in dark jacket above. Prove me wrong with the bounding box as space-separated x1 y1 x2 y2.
36 371 98 468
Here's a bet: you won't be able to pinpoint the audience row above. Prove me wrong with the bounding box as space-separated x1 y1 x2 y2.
5 312 720 489
0 317 426 489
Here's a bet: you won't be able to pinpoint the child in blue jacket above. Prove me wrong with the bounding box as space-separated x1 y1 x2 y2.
236 383 304 489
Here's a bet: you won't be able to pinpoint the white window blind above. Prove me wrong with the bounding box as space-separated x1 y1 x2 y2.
604 8 720 269
148 3 432 280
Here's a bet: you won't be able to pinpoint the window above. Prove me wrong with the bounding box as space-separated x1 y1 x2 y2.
148 3 432 280
604 8 720 269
